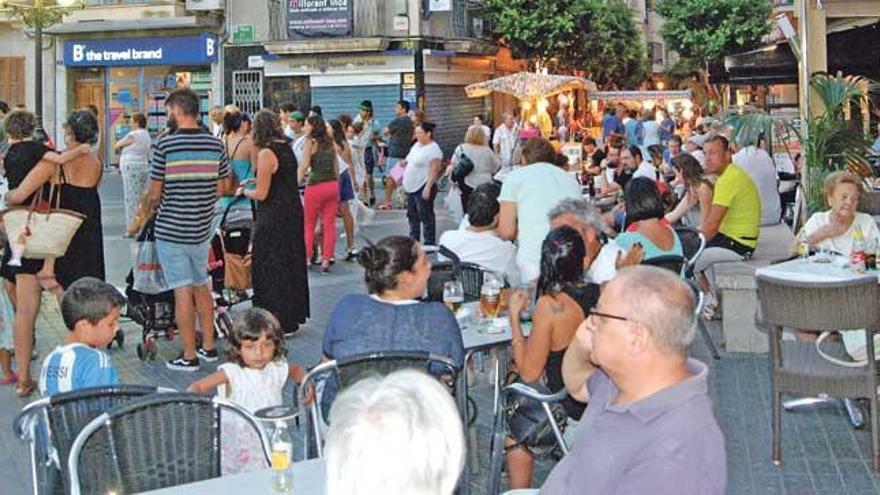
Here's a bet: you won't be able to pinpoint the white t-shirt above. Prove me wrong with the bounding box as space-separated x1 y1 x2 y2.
632 160 658 181
588 241 621 284
292 135 307 165
642 120 661 147
734 146 781 226
492 124 518 168
403 140 443 193
480 125 492 142
439 228 520 287
119 128 151 165
802 211 880 256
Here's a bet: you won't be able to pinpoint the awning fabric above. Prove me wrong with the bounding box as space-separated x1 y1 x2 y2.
588 90 693 101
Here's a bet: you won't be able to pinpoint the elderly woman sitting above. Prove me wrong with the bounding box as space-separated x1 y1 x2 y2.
323 235 464 368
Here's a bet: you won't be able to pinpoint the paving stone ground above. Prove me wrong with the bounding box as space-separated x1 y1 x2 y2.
1 173 879 494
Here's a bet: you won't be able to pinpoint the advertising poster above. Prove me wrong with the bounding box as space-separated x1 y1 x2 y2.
287 0 353 39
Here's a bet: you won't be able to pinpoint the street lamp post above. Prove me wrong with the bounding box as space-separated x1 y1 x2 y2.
0 0 85 132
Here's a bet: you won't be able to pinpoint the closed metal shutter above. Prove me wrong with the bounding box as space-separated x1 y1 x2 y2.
232 71 263 116
311 85 400 129
425 85 484 158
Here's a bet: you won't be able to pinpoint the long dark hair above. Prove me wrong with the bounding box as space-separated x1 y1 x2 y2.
358 236 421 295
307 115 332 150
252 109 285 148
226 308 288 367
328 119 347 148
536 226 585 297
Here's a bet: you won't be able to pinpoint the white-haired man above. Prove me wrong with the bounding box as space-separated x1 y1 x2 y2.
324 369 465 495
541 266 726 494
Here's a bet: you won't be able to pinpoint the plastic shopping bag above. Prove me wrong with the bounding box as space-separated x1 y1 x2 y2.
132 220 168 295
443 186 464 224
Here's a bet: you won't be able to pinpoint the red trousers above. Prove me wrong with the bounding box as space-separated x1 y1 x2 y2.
303 180 339 262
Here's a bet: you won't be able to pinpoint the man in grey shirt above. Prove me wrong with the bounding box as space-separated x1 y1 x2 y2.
541 266 726 495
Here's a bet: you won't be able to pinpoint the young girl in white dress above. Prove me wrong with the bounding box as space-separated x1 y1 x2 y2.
188 308 307 474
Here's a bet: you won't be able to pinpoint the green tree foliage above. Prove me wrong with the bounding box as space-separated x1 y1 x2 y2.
483 0 648 88
656 0 771 66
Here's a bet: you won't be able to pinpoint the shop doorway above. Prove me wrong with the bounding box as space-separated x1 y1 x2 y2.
74 79 105 162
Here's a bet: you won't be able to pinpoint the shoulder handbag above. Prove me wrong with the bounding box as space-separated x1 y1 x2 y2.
2 172 84 259
451 146 475 185
503 373 568 457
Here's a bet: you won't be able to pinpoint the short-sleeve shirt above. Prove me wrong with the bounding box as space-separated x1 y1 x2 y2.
616 228 683 260
387 115 414 159
734 146 782 226
402 140 443 193
498 163 582 282
802 211 880 256
712 164 761 248
150 128 230 244
119 128 152 165
324 294 464 368
39 343 119 396
540 359 727 495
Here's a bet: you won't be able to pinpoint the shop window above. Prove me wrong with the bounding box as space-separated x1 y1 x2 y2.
265 77 310 113
0 57 25 106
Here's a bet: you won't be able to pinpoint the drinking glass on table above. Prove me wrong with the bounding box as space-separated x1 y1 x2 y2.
479 272 503 332
443 280 464 313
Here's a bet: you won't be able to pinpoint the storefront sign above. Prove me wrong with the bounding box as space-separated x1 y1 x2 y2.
429 0 452 12
232 24 255 44
264 53 414 77
286 0 353 39
64 34 218 68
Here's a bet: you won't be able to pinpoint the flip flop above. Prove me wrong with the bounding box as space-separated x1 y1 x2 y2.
0 372 18 385
16 378 36 397
377 204 392 211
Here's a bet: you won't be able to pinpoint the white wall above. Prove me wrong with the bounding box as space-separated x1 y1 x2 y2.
0 23 59 138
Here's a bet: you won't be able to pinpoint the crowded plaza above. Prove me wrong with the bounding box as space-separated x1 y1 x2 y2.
1 1 880 494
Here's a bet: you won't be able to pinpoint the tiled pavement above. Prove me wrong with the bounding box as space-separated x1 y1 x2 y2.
1 174 880 494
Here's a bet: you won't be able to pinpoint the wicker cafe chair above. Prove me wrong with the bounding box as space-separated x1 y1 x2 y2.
13 385 164 495
756 274 880 472
67 393 271 495
861 191 880 216
298 351 461 459
486 383 570 495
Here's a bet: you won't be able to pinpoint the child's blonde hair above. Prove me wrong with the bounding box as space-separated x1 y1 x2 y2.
226 308 287 367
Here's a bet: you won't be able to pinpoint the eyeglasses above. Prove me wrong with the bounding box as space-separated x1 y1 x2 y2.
587 308 631 323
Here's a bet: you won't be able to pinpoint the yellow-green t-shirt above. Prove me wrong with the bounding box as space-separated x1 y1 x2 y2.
713 164 761 248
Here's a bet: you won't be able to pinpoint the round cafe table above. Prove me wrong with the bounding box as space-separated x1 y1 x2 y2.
139 458 326 494
754 256 878 284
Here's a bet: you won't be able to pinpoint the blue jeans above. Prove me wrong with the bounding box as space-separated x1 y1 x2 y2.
406 184 437 245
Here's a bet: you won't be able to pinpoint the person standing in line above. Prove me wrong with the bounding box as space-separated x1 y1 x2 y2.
148 88 233 371
379 100 414 210
209 105 224 139
492 112 519 176
114 112 152 235
450 125 500 212
329 118 359 260
239 110 310 334
299 115 339 273
288 111 308 164
641 109 661 158
353 100 379 206
474 115 492 142
279 102 297 139
220 110 259 217
402 121 444 245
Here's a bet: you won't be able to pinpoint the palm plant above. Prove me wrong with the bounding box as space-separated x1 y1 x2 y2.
725 73 877 214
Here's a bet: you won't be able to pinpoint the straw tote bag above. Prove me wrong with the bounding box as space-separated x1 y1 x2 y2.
2 175 85 259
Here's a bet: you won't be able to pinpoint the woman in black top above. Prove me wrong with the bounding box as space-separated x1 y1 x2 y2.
240 109 310 334
505 225 600 489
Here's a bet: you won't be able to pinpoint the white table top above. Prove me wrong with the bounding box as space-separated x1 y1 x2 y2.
140 458 325 495
458 302 530 352
755 257 878 284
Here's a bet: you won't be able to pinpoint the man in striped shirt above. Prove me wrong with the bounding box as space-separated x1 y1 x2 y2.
149 87 233 372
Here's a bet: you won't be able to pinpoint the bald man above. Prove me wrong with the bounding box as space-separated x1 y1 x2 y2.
541 266 726 495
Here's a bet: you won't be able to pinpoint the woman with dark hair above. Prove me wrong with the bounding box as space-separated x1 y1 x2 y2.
220 110 259 216
239 109 309 334
504 225 600 489
665 152 714 227
323 235 463 367
329 119 359 260
298 115 339 273
5 109 105 395
616 177 683 261
114 112 152 232
401 121 443 245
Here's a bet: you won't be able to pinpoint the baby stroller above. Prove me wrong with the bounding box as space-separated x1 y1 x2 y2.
208 199 255 331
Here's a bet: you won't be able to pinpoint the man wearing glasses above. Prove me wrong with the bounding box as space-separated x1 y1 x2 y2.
540 266 726 495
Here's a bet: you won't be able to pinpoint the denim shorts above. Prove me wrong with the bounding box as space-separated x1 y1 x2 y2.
155 240 211 290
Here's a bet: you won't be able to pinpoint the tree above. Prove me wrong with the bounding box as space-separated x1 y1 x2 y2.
656 0 771 68
483 0 649 88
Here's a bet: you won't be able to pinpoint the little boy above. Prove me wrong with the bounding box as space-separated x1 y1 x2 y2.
39 277 125 396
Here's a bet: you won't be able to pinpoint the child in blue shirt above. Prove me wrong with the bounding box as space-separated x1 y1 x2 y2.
39 277 125 396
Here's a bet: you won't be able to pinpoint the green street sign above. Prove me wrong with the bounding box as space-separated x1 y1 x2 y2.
232 24 254 45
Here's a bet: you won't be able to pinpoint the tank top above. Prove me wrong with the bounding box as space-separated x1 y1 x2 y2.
308 141 336 184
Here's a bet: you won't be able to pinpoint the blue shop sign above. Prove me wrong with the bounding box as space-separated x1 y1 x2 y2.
64 34 218 67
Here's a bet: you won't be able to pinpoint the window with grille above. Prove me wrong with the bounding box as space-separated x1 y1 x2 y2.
0 57 25 107
232 71 263 116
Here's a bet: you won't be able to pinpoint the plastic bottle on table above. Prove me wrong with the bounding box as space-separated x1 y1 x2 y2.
271 420 293 493
796 230 809 259
850 227 866 273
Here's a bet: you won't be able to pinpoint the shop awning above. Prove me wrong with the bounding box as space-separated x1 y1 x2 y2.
588 90 693 101
465 72 597 100
45 17 220 35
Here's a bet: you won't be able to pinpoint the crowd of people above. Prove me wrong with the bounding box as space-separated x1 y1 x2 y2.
2 89 880 495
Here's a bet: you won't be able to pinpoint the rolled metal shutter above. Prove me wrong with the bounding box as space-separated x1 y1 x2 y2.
425 85 484 158
311 85 400 129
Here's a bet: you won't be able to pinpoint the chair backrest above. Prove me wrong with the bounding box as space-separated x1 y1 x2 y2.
861 190 880 216
640 254 687 277
674 226 705 269
68 393 270 495
426 244 487 302
14 385 163 495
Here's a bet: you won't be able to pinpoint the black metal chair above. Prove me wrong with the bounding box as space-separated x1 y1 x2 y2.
425 244 488 303
674 226 706 278
640 254 687 276
67 393 271 495
13 385 166 495
486 383 571 495
298 351 461 459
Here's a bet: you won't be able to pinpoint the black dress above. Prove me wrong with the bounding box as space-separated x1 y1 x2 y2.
1 140 50 282
252 141 310 332
54 165 106 289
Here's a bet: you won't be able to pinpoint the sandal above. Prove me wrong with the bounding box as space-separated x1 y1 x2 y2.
16 378 36 397
377 203 392 211
1 372 18 385
38 275 64 295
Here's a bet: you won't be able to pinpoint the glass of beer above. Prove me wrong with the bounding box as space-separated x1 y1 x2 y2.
443 280 464 313
479 273 502 332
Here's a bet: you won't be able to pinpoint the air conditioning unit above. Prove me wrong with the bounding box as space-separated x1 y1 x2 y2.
186 0 224 11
